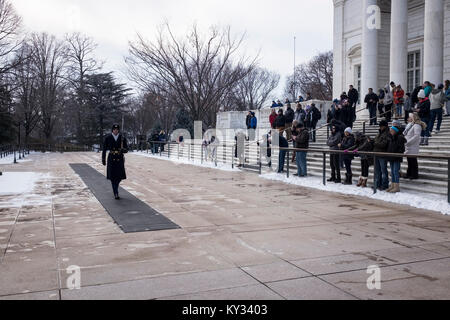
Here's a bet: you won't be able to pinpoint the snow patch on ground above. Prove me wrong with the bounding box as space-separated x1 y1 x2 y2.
0 154 33 165
0 172 43 195
261 173 450 216
132 151 240 172
0 172 51 208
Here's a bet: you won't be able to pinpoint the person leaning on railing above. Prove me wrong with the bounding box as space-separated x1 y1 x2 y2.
338 128 356 185
373 120 390 191
402 113 426 180
292 122 309 177
385 125 407 193
348 132 374 188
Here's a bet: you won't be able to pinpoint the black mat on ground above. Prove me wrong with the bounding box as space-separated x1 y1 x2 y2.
70 164 181 233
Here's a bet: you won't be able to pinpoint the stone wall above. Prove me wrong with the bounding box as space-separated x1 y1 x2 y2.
216 101 333 141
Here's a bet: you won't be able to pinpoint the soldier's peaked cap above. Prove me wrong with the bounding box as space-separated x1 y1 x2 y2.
112 124 120 131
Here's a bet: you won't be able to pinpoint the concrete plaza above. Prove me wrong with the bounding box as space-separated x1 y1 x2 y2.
0 152 449 300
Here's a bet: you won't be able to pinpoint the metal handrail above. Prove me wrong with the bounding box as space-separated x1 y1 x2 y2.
273 146 450 202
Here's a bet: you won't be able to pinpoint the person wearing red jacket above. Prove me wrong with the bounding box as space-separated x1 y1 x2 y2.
269 109 277 129
393 85 405 119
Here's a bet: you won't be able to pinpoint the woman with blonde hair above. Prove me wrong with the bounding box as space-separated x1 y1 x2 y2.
403 113 427 180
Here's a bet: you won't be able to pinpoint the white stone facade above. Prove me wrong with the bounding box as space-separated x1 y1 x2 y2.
333 0 450 101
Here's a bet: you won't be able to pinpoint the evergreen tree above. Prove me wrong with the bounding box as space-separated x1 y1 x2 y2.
84 72 131 148
173 107 193 137
0 85 16 144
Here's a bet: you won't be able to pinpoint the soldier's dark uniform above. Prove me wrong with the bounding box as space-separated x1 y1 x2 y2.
102 124 129 199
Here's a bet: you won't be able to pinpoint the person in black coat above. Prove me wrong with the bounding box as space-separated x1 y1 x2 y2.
338 127 355 185
348 132 374 187
364 88 379 125
102 124 129 199
327 124 343 183
274 109 286 134
385 126 407 193
336 100 354 129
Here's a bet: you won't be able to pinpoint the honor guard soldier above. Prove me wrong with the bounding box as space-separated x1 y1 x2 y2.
102 124 129 199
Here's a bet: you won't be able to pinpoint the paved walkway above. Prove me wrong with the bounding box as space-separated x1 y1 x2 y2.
0 152 449 300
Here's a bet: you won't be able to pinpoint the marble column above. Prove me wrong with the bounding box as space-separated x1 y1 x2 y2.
333 0 345 99
389 0 408 88
361 0 379 98
423 0 444 85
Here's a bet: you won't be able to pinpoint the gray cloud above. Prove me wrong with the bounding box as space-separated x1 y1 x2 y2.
13 0 333 96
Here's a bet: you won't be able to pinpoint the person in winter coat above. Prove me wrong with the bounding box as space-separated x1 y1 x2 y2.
402 113 426 180
102 124 129 200
348 85 359 109
364 88 379 125
336 100 354 129
305 103 321 142
429 84 445 134
384 84 394 123
414 89 431 145
338 127 356 185
378 88 385 116
327 124 343 183
275 134 289 173
403 93 413 124
328 100 339 124
423 81 432 98
248 112 258 141
274 109 286 135
269 109 277 129
385 126 407 193
445 80 450 116
393 85 405 119
292 122 309 177
285 105 295 141
294 103 306 126
348 132 374 188
271 101 278 108
246 111 252 129
276 100 284 107
373 120 390 190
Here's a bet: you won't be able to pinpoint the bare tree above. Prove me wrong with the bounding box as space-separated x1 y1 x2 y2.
126 23 257 127
229 67 280 111
65 32 102 144
30 33 69 143
285 51 333 101
0 0 23 76
11 42 39 144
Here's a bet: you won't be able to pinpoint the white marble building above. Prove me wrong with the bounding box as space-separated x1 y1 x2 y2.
333 0 450 100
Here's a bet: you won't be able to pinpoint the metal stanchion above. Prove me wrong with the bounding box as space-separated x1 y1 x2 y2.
323 152 326 185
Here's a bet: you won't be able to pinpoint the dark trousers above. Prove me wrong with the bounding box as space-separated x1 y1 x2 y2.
111 180 121 195
330 154 341 180
369 105 377 125
378 103 385 116
385 104 393 122
361 159 369 177
344 158 352 176
278 150 287 173
407 157 419 179
429 108 443 132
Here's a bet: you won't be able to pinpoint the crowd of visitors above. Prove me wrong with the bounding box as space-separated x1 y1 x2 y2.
266 79 450 193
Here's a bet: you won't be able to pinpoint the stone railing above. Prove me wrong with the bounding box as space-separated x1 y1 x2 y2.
216 100 333 141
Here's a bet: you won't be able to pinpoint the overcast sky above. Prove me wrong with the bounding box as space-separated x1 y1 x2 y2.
13 0 333 97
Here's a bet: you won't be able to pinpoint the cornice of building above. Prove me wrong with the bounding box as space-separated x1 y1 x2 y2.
333 0 345 7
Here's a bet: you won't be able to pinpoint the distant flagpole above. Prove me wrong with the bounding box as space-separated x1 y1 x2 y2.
294 36 297 100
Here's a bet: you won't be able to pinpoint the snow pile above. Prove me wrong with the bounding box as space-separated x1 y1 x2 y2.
261 173 450 216
0 172 51 208
132 151 241 172
0 154 32 165
0 172 42 195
